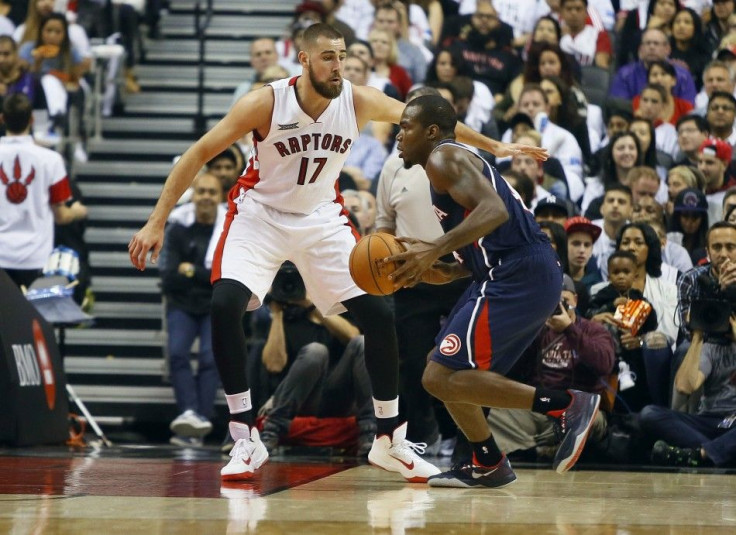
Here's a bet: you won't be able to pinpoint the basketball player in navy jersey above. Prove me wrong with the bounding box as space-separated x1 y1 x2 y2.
390 95 601 487
128 23 547 484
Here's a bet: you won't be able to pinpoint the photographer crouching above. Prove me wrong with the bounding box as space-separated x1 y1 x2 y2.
258 262 376 455
640 221 736 467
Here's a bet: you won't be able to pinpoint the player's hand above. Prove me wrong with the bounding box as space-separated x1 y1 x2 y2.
128 222 164 271
384 237 439 290
492 142 549 161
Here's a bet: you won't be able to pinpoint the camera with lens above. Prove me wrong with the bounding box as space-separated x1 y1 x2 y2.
268 261 306 304
688 274 736 334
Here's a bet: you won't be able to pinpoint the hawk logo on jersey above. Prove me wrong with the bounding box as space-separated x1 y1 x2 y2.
278 122 299 130
439 334 461 356
433 205 448 222
0 155 36 204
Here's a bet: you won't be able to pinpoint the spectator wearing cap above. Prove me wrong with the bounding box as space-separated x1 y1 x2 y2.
592 184 634 279
565 216 602 294
487 273 615 460
669 187 710 264
698 138 736 222
693 61 735 114
534 196 574 227
705 91 736 150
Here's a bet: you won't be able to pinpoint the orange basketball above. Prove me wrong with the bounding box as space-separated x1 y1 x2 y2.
349 232 406 296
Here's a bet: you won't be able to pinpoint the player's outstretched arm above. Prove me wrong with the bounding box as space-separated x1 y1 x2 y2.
352 85 548 161
454 122 548 161
128 87 274 271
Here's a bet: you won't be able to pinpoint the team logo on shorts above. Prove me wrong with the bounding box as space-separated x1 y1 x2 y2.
439 334 461 356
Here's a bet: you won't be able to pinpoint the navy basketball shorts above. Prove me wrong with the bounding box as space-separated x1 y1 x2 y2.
430 245 562 375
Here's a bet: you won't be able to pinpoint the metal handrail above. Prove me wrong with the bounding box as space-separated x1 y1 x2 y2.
194 0 214 137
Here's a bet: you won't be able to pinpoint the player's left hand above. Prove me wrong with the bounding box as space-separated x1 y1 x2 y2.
493 142 549 161
383 237 440 290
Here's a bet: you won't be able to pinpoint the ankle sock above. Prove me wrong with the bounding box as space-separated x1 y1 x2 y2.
532 388 572 416
471 436 503 466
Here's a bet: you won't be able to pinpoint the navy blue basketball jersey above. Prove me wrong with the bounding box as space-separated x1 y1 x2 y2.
430 140 549 281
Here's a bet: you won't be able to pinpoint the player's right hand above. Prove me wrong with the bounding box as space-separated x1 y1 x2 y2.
128 223 164 271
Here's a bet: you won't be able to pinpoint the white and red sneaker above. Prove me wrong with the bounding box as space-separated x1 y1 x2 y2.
221 422 269 481
368 422 441 483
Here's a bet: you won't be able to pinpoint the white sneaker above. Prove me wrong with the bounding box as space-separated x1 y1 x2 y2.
368 422 441 483
221 422 269 481
170 409 213 438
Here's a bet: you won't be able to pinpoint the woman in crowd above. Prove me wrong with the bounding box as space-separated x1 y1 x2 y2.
582 132 643 215
633 61 693 125
424 46 493 132
493 42 584 132
367 28 412 100
629 116 672 177
19 13 90 145
541 75 593 163
669 7 711 91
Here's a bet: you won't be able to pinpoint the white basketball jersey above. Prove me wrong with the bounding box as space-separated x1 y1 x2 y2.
240 76 360 215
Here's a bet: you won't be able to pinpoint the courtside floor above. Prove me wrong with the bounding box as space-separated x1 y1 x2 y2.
1 445 734 534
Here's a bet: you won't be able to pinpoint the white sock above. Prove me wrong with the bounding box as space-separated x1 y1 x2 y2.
226 390 252 414
372 397 399 419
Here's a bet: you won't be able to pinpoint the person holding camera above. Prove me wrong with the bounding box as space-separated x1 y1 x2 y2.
487 275 615 460
640 221 736 467
258 262 376 456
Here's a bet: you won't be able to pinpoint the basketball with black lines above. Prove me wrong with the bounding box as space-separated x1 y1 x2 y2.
349 232 405 296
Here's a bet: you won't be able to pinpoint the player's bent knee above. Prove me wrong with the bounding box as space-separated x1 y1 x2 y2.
642 331 669 349
343 294 394 332
211 279 252 319
422 361 447 399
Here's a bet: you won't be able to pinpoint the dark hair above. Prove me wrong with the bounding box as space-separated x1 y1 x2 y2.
706 221 736 246
641 82 668 102
542 75 582 132
676 113 709 134
302 23 344 48
406 94 457 137
647 59 676 81
602 132 642 188
406 85 441 102
532 15 562 44
628 118 659 168
2 93 32 133
670 8 708 54
560 0 588 6
348 39 373 59
616 222 662 277
604 182 634 201
207 144 244 170
608 249 638 267
708 90 736 109
538 220 569 274
503 169 534 206
425 47 474 84
524 42 575 87
723 186 736 209
36 13 72 74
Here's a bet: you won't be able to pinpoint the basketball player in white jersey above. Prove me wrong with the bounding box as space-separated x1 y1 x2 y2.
129 23 547 483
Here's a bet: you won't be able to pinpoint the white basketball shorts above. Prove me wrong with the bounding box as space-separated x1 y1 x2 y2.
212 194 365 315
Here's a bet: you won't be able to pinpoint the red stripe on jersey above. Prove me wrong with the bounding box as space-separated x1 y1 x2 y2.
288 76 299 87
211 157 261 283
334 180 361 242
49 176 72 205
473 300 492 370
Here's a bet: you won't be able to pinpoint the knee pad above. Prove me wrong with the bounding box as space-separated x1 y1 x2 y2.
211 279 251 319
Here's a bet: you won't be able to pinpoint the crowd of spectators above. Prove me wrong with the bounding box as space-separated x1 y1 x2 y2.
208 0 736 468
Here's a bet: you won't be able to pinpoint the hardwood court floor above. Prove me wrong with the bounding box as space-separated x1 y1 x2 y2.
0 445 735 534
